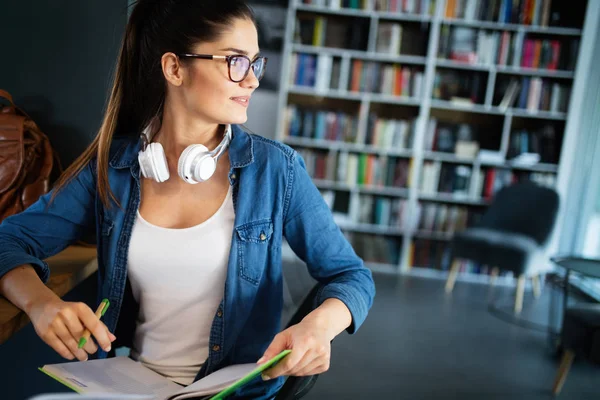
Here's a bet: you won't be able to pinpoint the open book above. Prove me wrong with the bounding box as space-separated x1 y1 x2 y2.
39 350 291 400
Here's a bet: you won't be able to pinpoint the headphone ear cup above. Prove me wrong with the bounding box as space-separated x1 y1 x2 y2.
178 144 210 184
149 143 170 182
138 143 170 182
195 156 217 182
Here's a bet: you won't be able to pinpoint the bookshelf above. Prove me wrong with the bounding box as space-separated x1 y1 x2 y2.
275 0 595 283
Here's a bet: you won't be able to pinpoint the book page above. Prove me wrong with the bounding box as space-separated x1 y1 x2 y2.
168 364 257 400
169 350 291 400
42 356 182 399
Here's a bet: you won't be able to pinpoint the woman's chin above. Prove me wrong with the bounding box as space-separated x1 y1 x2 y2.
227 112 248 125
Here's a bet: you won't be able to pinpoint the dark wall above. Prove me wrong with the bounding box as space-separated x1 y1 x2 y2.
0 0 127 167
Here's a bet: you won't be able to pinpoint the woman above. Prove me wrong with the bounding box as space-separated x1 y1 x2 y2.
0 0 375 398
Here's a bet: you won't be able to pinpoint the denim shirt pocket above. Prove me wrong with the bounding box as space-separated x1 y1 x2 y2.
235 218 273 285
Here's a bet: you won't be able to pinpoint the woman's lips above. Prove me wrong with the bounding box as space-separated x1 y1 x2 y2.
231 96 250 107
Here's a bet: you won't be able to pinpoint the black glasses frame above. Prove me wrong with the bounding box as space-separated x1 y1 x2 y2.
177 53 268 83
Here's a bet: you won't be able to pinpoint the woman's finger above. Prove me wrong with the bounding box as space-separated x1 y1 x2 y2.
75 303 112 351
283 349 318 377
45 331 76 360
263 346 306 380
82 336 99 354
53 318 88 361
58 305 98 356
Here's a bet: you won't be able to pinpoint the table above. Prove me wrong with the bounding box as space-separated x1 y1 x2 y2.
0 246 98 344
549 256 600 350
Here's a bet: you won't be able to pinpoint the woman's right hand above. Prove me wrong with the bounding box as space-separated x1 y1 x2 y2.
27 296 116 361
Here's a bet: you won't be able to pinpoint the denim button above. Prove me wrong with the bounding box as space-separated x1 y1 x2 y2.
231 173 236 180
259 233 266 241
217 309 223 317
212 345 221 352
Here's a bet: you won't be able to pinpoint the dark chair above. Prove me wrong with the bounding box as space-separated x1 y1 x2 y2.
552 304 600 395
444 181 560 313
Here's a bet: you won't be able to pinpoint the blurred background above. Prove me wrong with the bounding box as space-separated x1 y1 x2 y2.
1 0 599 399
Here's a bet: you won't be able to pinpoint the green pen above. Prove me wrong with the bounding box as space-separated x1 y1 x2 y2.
77 298 110 349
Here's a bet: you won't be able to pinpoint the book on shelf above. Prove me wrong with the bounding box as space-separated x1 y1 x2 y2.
433 69 484 104
376 22 402 55
285 105 359 143
507 124 559 163
438 164 472 197
416 202 481 233
295 147 412 188
300 0 437 15
480 167 556 199
424 119 481 156
338 153 411 186
498 78 520 109
365 114 416 149
374 0 436 14
445 0 553 27
290 53 317 87
297 148 338 180
349 61 424 98
290 52 340 91
496 76 570 113
350 233 401 265
358 195 408 226
295 15 370 50
411 239 452 270
438 26 517 66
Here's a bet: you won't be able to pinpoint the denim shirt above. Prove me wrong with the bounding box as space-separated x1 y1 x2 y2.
0 125 375 399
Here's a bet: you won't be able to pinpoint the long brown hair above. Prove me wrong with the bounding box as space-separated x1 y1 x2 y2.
51 0 256 208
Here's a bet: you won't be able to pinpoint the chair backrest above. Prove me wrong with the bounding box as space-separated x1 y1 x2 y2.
479 181 559 244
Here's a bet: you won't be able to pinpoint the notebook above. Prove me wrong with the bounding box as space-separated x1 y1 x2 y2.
38 350 291 400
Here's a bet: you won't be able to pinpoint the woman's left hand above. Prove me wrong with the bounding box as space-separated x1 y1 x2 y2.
256 318 334 380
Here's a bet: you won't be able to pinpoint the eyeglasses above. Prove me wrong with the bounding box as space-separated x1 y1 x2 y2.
178 53 268 83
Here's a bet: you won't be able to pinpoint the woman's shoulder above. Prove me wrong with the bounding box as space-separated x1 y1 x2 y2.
246 131 298 166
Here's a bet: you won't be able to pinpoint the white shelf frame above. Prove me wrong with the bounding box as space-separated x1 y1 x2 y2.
275 0 592 282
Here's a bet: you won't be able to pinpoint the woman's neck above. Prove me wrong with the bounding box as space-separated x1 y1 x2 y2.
154 110 224 159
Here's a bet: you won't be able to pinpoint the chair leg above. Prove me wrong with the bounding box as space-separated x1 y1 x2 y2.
490 267 499 286
552 350 575 396
514 275 526 314
531 274 542 298
445 260 461 294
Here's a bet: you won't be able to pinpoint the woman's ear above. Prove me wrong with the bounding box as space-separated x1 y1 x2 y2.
161 52 184 87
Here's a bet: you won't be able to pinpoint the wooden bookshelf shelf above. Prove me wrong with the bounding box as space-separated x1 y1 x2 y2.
277 0 592 278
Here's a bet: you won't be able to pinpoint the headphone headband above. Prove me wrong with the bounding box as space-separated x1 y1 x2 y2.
138 121 232 184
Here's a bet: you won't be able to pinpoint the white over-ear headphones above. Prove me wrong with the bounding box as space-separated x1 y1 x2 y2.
137 118 232 184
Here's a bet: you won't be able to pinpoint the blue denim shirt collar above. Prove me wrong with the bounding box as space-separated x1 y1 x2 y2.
108 124 255 170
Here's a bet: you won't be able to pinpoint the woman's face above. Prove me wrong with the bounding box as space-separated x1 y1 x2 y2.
175 17 261 125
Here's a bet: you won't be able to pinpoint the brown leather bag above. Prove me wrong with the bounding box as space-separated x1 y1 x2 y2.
0 89 61 223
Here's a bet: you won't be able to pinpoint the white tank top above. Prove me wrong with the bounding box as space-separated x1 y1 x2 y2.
127 186 234 385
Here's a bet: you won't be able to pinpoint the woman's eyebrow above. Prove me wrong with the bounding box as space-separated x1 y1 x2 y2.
220 47 261 59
